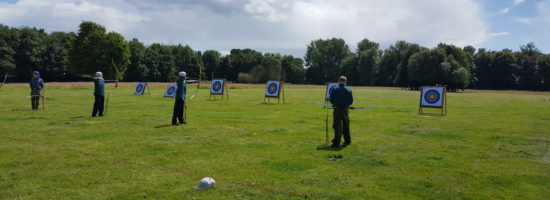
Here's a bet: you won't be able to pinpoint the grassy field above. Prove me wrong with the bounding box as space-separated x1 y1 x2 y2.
1 82 549 199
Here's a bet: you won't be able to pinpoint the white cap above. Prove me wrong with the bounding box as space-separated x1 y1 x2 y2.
95 71 103 77
179 71 186 77
194 177 215 190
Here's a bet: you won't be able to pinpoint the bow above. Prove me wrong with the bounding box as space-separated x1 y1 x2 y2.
189 55 202 100
310 102 377 110
105 58 121 115
311 102 376 145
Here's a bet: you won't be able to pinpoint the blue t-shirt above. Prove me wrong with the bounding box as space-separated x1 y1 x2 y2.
29 78 44 89
329 84 353 108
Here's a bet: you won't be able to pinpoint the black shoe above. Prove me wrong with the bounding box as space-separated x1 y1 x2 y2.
92 115 97 117
343 142 351 146
99 114 104 117
180 121 187 125
330 144 340 148
172 123 179 126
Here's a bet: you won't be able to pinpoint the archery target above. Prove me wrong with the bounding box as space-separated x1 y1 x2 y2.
135 82 146 95
265 81 281 97
420 87 444 107
210 79 224 94
325 83 339 101
164 85 177 98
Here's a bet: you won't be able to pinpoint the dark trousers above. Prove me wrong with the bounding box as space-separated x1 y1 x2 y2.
31 90 40 110
92 95 105 116
332 107 351 145
172 99 185 124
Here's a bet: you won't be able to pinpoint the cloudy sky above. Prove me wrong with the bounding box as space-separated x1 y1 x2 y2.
0 0 549 57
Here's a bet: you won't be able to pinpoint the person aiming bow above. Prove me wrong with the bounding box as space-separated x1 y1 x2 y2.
329 76 354 148
172 71 188 126
29 71 44 110
92 71 117 117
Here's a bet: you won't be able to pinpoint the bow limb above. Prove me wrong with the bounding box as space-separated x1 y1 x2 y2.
0 73 8 88
190 56 202 100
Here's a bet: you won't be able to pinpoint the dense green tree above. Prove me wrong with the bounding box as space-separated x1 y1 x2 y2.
305 38 350 84
228 49 263 81
144 44 175 81
355 39 380 85
516 42 541 90
124 38 148 81
69 21 129 80
280 55 305 84
202 50 221 80
378 41 424 87
538 54 550 90
0 25 18 79
14 27 47 81
407 48 447 89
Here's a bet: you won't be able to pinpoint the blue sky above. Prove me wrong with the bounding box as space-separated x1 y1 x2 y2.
0 0 548 56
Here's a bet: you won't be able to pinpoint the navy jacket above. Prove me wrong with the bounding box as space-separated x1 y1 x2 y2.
175 76 187 100
329 84 353 108
29 78 44 90
93 77 116 96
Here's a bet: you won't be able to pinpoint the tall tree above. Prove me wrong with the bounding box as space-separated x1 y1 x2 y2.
124 38 148 81
202 50 221 80
69 21 129 79
305 38 350 84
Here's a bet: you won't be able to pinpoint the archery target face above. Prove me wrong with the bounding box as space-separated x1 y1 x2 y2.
265 81 281 97
164 85 177 98
135 83 146 95
325 83 339 101
420 87 444 107
210 79 224 94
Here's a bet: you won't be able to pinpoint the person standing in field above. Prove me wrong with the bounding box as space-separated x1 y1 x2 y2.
29 71 44 110
172 71 187 126
92 72 116 117
329 76 354 148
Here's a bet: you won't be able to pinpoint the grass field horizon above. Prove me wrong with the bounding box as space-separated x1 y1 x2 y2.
1 82 549 199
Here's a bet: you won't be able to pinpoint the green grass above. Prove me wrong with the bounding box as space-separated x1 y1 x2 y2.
1 83 549 199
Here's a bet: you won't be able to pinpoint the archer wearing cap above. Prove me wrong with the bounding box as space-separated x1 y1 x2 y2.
172 71 187 126
29 71 44 110
329 76 354 148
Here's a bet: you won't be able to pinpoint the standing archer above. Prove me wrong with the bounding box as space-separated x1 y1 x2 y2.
92 72 117 117
29 71 44 110
172 71 187 126
329 76 353 148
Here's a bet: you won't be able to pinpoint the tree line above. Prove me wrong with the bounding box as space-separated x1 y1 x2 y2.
1 21 549 91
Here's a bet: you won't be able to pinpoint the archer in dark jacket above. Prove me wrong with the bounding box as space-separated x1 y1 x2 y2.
29 71 44 110
329 76 353 148
172 71 187 125
92 72 116 117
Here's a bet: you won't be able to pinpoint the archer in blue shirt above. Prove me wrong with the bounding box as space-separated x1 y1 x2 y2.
29 71 44 110
172 71 187 125
329 76 354 148
92 71 116 117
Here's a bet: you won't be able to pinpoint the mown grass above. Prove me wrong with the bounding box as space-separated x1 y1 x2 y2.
0 83 549 199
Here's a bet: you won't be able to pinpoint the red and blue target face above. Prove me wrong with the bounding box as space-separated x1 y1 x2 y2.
424 89 441 104
268 83 278 94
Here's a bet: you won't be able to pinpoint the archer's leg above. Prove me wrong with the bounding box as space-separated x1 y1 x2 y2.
342 108 351 145
92 95 99 117
98 96 105 116
172 99 180 125
179 100 185 123
331 108 343 147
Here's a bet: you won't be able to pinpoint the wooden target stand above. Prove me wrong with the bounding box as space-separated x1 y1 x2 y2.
209 79 229 100
418 86 447 116
134 82 151 95
263 81 285 104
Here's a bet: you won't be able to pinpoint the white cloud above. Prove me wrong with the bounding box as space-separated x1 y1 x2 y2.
489 32 509 37
0 0 490 56
500 7 510 14
514 0 525 6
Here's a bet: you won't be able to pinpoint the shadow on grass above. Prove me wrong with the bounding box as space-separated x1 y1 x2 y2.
154 124 174 128
316 144 347 151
